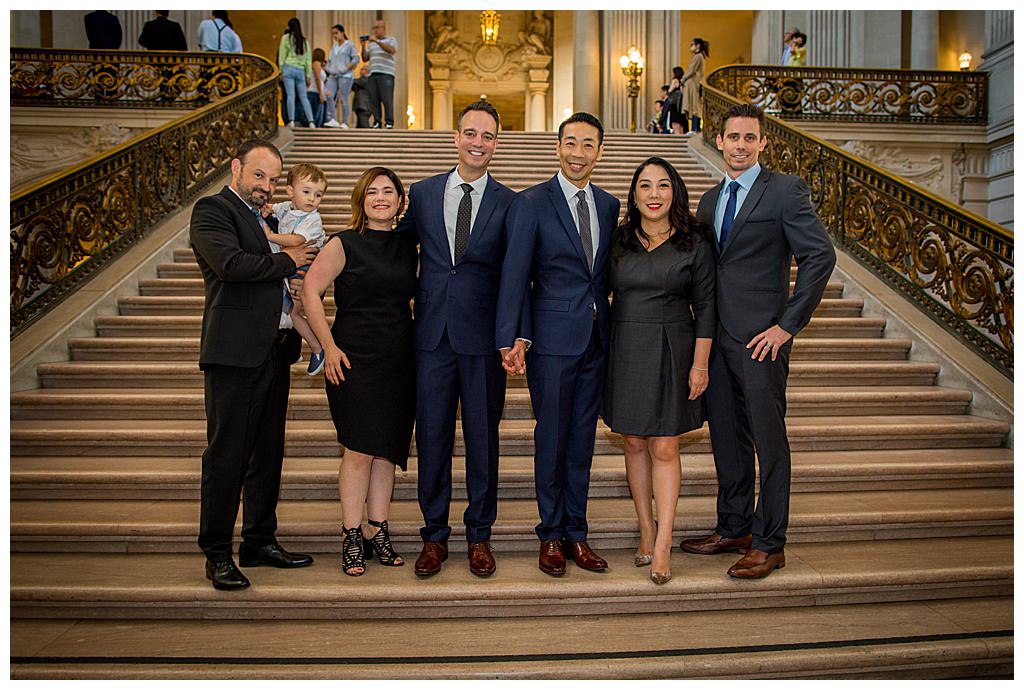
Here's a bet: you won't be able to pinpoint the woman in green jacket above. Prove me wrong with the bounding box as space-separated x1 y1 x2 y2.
279 17 316 127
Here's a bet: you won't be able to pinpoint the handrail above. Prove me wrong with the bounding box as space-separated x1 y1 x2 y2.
10 50 280 336
705 64 988 125
10 48 273 108
701 66 1012 375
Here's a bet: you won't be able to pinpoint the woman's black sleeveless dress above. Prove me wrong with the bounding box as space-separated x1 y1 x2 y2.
324 229 417 469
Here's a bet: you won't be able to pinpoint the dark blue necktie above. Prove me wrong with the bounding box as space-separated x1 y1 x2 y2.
719 180 741 249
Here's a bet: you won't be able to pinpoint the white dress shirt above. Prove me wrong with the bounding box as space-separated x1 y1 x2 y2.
556 170 600 269
227 186 293 329
713 163 762 244
442 168 489 263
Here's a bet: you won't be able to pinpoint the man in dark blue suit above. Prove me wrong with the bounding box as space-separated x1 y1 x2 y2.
496 112 621 576
395 101 517 577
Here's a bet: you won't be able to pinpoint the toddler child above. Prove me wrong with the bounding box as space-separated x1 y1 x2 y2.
263 163 328 375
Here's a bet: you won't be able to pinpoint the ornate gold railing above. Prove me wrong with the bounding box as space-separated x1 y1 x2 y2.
10 48 273 107
11 50 279 335
702 68 1012 375
706 65 988 124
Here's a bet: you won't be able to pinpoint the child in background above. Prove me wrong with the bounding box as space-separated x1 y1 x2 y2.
263 163 328 375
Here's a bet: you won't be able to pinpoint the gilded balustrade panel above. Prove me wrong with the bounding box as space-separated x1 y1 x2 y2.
11 51 279 335
701 84 1012 375
10 49 274 108
706 66 987 125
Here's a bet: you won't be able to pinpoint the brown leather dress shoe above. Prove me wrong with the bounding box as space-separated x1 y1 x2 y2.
564 540 608 571
468 541 496 577
680 532 752 555
727 548 786 579
414 541 448 577
538 539 566 576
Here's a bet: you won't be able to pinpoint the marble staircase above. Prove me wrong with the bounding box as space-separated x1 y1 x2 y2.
9 129 1012 679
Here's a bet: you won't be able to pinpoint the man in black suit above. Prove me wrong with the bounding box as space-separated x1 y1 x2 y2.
138 11 187 51
189 140 319 590
682 103 835 578
84 10 122 49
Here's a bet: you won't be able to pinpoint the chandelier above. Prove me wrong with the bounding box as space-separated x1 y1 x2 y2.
480 10 500 45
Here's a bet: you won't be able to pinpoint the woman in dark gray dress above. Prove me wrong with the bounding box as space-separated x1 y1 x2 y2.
603 157 715 584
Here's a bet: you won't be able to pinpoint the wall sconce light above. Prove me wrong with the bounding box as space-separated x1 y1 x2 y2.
958 51 972 71
407 105 416 129
480 10 501 45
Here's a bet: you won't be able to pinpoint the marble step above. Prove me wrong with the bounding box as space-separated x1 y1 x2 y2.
9 597 1013 679
10 386 972 421
8 536 1013 619
89 314 881 339
114 296 864 319
137 278 845 299
10 449 1013 501
36 360 940 389
8 415 1008 458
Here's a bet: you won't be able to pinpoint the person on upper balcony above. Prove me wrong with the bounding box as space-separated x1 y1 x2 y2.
197 11 242 53
787 31 807 67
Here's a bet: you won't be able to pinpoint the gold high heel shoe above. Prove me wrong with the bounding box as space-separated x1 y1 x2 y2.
633 551 653 567
650 568 672 585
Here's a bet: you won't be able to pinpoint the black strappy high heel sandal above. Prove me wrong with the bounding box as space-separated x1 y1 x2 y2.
362 519 404 566
342 526 365 576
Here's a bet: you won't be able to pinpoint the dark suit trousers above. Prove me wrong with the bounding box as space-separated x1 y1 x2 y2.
416 330 506 543
527 326 605 542
705 328 792 553
198 329 299 561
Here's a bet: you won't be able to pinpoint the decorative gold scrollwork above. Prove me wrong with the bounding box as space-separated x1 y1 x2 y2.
10 49 274 107
706 65 988 124
11 50 279 335
701 71 1012 375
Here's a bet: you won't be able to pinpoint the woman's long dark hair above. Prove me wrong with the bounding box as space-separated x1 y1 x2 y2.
692 37 709 58
287 17 306 55
613 157 709 258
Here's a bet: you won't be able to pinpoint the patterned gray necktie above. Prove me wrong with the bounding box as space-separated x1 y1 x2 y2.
454 183 473 262
576 189 594 271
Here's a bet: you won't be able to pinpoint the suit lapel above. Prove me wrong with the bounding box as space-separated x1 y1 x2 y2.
592 187 615 272
720 168 770 256
431 171 454 266
546 175 590 273
221 187 270 250
461 176 499 262
699 181 724 260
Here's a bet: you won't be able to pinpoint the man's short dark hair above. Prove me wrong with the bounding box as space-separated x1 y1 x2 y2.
661 84 670 92
655 99 664 106
457 100 500 133
721 103 766 137
234 139 283 165
558 112 604 145
156 11 170 17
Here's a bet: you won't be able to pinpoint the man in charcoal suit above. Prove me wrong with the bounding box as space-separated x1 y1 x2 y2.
681 103 836 578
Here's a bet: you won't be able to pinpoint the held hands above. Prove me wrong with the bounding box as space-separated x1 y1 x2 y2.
687 366 708 400
746 325 793 362
282 240 319 268
323 343 352 385
500 341 527 376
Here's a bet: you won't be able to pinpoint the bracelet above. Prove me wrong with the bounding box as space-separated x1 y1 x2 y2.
691 365 708 372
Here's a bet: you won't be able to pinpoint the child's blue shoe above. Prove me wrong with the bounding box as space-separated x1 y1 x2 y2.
307 350 325 376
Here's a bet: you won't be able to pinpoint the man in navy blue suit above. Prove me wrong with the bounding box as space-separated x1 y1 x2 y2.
396 101 517 577
496 112 620 576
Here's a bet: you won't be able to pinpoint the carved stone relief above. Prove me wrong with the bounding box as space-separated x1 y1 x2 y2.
841 140 946 197
11 123 139 189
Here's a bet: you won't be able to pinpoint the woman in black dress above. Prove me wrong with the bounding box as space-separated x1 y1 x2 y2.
302 167 417 576
603 157 715 584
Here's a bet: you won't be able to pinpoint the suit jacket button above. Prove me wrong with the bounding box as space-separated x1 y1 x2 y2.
450 269 457 275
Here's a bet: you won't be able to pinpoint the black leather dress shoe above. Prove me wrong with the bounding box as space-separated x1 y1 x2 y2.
238 542 314 568
205 559 250 590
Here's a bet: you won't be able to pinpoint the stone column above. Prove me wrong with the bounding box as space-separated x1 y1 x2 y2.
601 11 647 130
427 53 452 130
752 10 785 65
112 11 148 50
981 10 1014 228
551 11 575 126
11 11 42 47
526 55 552 131
807 10 853 67
573 11 600 116
382 10 407 128
645 10 679 119
910 10 938 69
